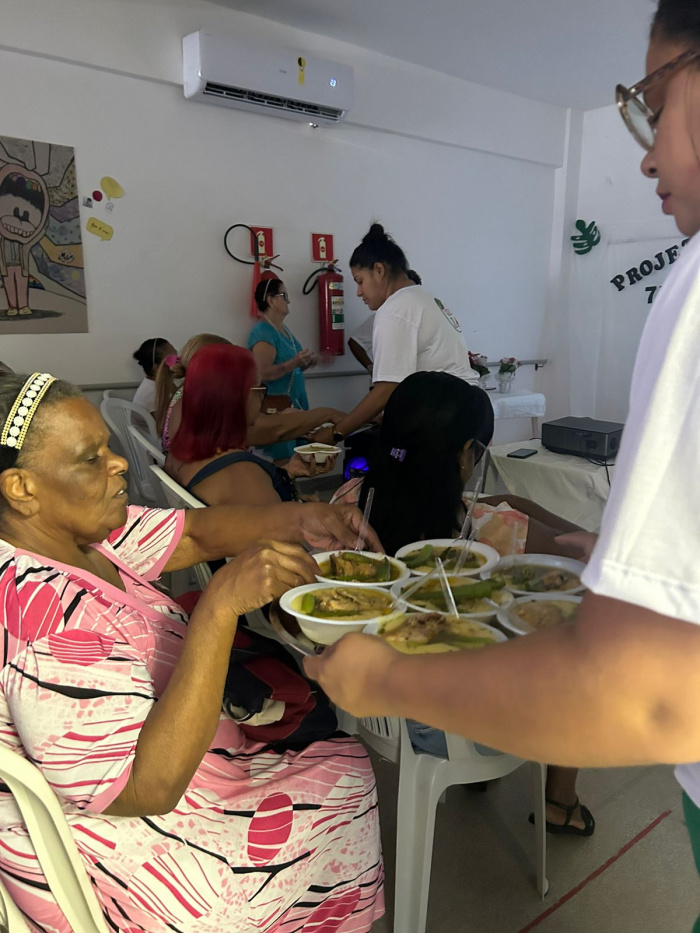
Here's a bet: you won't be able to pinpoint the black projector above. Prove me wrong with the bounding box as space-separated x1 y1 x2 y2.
541 416 623 461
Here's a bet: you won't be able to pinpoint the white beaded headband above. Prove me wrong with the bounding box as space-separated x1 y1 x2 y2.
0 373 56 451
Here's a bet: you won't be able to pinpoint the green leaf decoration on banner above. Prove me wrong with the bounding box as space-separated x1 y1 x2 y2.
571 219 601 255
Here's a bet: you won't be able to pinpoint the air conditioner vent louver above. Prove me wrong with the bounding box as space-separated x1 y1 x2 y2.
203 82 343 122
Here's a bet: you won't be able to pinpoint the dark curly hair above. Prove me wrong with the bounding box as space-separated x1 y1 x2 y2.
349 223 409 278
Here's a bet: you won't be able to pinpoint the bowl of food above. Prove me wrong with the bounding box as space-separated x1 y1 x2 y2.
394 539 500 577
497 593 582 636
390 575 513 618
496 555 585 596
313 550 410 588
279 583 400 646
293 443 341 464
365 612 506 653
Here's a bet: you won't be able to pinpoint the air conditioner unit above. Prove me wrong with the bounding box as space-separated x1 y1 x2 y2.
182 30 354 126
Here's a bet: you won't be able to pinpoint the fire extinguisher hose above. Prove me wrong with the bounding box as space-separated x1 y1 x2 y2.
224 223 258 265
302 266 332 295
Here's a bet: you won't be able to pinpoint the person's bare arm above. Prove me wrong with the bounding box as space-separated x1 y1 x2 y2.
481 494 584 557
305 591 700 768
348 338 373 374
193 462 282 508
251 341 309 383
248 407 345 446
163 501 383 572
315 382 397 443
105 542 317 817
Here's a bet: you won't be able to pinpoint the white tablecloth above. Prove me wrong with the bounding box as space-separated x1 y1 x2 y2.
485 440 614 532
488 389 546 420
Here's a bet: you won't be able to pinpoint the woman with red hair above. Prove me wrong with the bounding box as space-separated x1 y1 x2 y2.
167 344 336 507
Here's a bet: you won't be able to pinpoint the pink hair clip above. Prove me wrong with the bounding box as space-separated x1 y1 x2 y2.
164 354 180 367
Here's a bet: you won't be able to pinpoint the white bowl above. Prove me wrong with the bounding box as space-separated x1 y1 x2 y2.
364 614 507 649
390 575 514 619
497 593 582 636
313 550 410 588
293 443 341 464
394 538 501 577
279 582 401 646
496 554 586 596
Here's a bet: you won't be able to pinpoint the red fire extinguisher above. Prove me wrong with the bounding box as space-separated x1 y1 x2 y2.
303 261 345 356
224 223 282 318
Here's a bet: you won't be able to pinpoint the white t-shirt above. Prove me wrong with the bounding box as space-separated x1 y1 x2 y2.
350 316 375 360
581 231 700 805
132 377 157 414
371 285 479 385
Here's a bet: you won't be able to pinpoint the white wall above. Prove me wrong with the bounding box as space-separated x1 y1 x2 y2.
0 0 567 418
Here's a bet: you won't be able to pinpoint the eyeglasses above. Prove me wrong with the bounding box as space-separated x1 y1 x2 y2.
472 438 487 467
251 384 268 399
616 48 700 150
275 292 290 302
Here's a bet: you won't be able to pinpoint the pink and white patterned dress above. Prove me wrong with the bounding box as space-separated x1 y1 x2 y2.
0 506 384 932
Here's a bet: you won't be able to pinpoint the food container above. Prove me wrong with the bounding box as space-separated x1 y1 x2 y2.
279 582 401 646
496 554 586 596
394 538 500 577
497 593 582 636
293 443 341 464
313 550 410 588
365 613 506 652
390 575 513 618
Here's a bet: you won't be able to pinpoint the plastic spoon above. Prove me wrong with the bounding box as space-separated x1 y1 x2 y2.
436 557 459 618
354 486 375 551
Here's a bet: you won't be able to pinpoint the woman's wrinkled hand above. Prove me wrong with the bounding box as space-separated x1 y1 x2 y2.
297 503 383 552
554 531 599 563
303 633 401 717
206 541 318 618
295 349 315 371
285 453 338 479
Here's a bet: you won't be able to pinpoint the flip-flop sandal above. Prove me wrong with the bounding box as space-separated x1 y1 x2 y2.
528 795 596 837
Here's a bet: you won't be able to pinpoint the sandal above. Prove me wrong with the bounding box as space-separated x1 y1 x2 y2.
528 795 596 837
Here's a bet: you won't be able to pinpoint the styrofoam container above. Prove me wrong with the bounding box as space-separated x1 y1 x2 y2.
390 575 514 619
313 550 410 588
279 582 401 646
394 538 500 577
497 593 582 636
293 443 341 464
364 614 507 647
496 554 586 596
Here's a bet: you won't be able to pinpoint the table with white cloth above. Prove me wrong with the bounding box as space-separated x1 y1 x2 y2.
484 440 614 532
487 389 546 437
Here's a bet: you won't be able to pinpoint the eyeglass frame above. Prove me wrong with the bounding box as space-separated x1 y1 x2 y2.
274 291 290 303
616 47 700 151
471 438 488 467
250 384 268 399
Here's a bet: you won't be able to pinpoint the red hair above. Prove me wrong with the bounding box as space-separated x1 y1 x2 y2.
170 344 257 462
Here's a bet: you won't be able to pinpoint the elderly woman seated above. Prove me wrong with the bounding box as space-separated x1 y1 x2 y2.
166 343 337 507
0 372 384 932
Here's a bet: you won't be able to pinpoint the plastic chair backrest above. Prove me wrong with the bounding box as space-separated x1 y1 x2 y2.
100 397 159 504
149 465 212 590
128 424 166 467
0 747 109 933
357 716 400 763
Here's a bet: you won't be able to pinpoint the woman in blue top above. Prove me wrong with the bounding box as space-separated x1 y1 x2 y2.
248 278 316 462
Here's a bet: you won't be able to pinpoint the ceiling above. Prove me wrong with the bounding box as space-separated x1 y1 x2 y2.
208 0 656 110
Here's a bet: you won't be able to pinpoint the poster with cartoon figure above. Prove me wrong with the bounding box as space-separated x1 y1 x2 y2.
0 135 87 333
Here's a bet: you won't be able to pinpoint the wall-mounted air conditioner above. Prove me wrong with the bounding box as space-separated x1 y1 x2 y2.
182 30 354 126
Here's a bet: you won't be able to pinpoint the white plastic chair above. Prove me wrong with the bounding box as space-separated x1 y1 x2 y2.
100 396 161 506
149 465 213 590
128 423 165 468
0 747 109 933
127 425 168 509
357 716 547 933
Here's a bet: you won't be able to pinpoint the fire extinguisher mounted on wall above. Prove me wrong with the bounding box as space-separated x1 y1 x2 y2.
303 261 345 356
224 223 282 318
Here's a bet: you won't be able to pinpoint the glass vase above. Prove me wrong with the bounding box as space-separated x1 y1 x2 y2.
496 371 515 394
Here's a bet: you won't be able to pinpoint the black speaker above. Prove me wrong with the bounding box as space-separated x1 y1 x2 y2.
541 417 623 460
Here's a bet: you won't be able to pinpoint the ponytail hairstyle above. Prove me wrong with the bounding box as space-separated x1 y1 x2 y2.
170 344 257 462
407 269 422 285
358 372 494 556
132 337 171 378
652 1 700 46
349 223 409 278
254 277 284 313
155 333 231 434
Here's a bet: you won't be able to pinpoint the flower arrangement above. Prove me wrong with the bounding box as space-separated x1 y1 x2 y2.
498 357 521 374
468 351 490 376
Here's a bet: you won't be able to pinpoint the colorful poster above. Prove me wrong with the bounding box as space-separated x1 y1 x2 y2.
0 134 87 333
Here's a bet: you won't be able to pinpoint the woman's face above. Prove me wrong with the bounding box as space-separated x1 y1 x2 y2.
641 38 700 236
3 398 129 544
352 264 390 312
268 283 290 317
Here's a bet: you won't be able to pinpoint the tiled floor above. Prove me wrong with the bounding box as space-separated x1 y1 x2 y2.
369 749 698 932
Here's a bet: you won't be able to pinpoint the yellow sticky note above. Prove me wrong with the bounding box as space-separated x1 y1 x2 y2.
86 217 114 241
101 176 124 199
298 56 306 86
